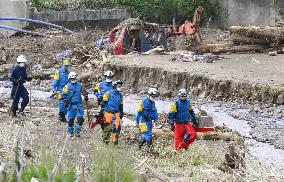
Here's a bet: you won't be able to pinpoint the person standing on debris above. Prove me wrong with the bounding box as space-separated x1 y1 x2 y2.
52 60 71 122
62 72 88 137
9 55 33 117
100 80 123 145
169 89 198 151
136 88 159 149
91 70 115 129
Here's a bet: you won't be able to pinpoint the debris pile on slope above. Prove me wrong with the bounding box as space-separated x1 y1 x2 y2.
71 43 103 67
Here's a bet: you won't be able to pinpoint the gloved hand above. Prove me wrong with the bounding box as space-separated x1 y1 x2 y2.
17 77 25 84
84 95 89 102
120 112 124 119
101 122 105 130
27 77 33 81
170 122 175 131
95 113 103 120
192 118 199 128
97 97 103 106
64 100 70 108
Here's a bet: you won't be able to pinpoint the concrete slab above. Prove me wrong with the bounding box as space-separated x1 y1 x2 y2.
0 0 29 36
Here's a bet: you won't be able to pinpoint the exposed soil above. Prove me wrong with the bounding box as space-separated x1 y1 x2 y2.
0 28 104 66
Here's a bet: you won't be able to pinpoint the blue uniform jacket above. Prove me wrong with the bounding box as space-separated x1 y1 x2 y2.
169 98 196 124
94 80 114 101
52 67 70 92
62 82 83 105
101 89 123 117
136 97 158 126
9 66 31 86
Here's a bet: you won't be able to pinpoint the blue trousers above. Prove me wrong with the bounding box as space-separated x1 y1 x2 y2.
67 103 84 121
58 99 67 114
141 120 153 141
67 103 84 135
11 85 29 114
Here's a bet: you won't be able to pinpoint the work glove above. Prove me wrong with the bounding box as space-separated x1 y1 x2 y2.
120 112 124 119
27 77 33 81
84 95 89 102
170 122 175 131
101 122 105 130
50 91 57 99
95 113 103 120
97 97 103 106
17 77 25 84
64 100 70 108
192 118 199 128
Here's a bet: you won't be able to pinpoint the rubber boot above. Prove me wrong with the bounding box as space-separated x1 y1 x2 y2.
19 107 26 116
67 127 74 137
146 140 153 148
138 139 146 150
58 112 67 122
12 112 17 118
75 125 82 138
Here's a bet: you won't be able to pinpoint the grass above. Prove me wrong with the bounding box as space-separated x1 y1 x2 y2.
8 144 76 182
92 141 134 182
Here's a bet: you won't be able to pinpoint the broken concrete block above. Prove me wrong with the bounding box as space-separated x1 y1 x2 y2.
268 51 277 56
277 94 284 105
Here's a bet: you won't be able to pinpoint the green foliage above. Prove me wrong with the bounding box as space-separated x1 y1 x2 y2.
29 0 227 25
8 157 75 182
93 145 134 182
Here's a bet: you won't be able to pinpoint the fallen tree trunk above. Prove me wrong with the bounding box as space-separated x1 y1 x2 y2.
229 26 284 42
232 36 271 45
153 128 233 141
190 43 268 54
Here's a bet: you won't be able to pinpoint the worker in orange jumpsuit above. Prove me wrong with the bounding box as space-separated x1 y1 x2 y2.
100 80 124 145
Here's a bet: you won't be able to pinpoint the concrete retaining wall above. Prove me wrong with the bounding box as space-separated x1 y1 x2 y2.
29 9 129 28
220 0 284 27
0 0 29 36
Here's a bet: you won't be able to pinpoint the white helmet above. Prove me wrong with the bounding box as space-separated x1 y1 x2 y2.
68 72 77 79
148 88 159 96
178 89 188 97
104 70 114 77
17 55 27 63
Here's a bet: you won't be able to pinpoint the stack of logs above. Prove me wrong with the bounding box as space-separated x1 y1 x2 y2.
190 24 284 54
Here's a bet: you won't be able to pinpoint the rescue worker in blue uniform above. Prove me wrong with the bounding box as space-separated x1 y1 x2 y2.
9 55 32 117
92 70 115 129
52 60 71 122
169 89 198 151
62 72 88 137
94 70 114 106
100 80 123 145
136 88 159 149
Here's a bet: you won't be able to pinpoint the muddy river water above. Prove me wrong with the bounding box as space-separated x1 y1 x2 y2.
0 81 283 169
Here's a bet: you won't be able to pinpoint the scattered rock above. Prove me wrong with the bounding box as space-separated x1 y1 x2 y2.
277 94 284 105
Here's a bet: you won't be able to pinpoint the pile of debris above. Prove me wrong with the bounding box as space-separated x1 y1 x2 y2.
114 18 159 32
170 52 225 63
71 43 103 65
229 24 284 55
